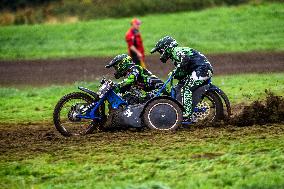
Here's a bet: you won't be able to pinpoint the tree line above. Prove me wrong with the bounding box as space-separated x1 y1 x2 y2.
0 0 280 25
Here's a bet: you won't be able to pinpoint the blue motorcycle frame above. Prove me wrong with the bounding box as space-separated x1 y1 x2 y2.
76 68 231 125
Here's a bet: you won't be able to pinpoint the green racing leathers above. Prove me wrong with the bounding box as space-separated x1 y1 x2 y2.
115 65 163 94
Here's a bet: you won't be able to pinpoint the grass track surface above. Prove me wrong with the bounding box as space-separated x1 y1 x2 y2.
0 73 283 124
0 3 283 60
0 123 284 189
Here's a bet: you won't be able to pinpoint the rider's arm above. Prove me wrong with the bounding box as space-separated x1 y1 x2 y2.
119 74 136 87
174 54 191 79
130 46 143 59
116 69 139 93
178 55 191 68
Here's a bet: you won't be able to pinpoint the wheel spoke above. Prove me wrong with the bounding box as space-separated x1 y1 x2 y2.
193 95 216 122
53 92 104 136
59 99 92 135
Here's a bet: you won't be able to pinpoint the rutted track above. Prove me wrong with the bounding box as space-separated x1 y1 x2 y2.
1 94 283 154
0 52 283 86
1 122 284 159
0 52 283 156
0 93 283 159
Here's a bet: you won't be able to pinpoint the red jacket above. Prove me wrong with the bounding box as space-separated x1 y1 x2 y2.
125 28 145 61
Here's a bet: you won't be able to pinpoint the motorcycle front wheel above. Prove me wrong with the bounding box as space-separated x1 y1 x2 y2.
53 92 105 137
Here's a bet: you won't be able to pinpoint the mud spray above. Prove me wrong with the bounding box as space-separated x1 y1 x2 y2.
229 91 284 126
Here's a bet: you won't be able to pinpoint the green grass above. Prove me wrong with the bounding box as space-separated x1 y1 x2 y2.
1 125 284 189
0 3 283 60
0 82 99 124
0 73 283 124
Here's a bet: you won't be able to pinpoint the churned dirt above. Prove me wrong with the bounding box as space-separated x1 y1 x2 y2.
1 93 283 156
0 52 283 157
1 123 284 159
0 52 283 86
229 92 284 126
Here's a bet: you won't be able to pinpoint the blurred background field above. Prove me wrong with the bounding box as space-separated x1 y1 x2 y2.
0 1 283 122
1 0 282 25
0 1 284 189
0 2 283 60
0 73 283 124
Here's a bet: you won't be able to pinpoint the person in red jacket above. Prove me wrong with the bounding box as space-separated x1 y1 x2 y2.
125 18 146 68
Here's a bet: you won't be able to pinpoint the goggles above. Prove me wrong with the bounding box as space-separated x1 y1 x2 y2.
158 48 165 54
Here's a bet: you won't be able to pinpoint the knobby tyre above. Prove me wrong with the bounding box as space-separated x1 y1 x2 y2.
53 92 104 137
193 90 224 124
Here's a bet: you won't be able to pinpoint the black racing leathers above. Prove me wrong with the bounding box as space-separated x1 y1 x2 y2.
170 47 213 80
169 47 213 117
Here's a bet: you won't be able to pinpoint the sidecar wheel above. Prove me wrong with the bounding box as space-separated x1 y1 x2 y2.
143 98 183 131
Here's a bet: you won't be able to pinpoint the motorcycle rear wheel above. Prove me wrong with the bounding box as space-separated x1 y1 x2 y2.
192 91 224 124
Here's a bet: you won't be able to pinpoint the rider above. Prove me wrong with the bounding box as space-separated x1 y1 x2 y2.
150 36 213 120
105 54 163 95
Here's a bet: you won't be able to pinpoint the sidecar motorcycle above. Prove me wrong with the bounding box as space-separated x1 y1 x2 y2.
53 68 231 137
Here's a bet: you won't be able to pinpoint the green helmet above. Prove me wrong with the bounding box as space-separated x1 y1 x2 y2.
106 54 134 79
150 36 178 63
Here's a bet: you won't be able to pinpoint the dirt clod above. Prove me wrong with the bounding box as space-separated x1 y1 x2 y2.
230 91 284 126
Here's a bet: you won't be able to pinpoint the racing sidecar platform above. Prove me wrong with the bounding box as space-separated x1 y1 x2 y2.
108 104 144 128
106 96 184 131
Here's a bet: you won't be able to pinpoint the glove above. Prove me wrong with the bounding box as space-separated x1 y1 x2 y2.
113 82 120 93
